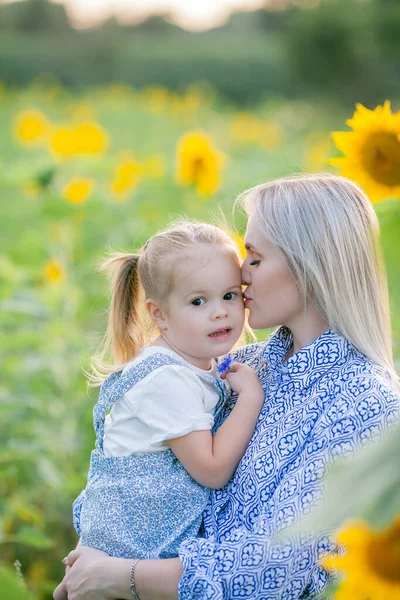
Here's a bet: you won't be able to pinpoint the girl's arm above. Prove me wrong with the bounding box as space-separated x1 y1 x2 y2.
167 363 263 489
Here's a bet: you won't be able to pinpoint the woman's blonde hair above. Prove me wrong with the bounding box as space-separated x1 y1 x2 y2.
89 220 241 385
238 173 399 388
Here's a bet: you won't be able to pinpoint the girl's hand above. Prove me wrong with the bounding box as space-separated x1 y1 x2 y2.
53 546 129 600
223 363 263 400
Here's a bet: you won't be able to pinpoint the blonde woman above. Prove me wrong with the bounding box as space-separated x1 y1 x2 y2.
54 174 399 600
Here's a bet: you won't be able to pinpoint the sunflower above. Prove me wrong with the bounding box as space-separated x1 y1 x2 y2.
74 122 109 155
330 101 400 203
323 518 400 600
44 259 65 283
176 131 224 197
14 110 50 146
49 122 109 158
115 158 144 184
63 178 94 204
110 157 144 200
49 126 77 158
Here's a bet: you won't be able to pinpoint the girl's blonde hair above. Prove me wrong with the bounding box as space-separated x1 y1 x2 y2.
238 173 399 388
90 221 241 385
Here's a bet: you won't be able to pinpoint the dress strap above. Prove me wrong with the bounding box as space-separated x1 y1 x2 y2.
94 354 191 452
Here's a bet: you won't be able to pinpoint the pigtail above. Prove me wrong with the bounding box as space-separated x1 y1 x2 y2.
88 252 145 386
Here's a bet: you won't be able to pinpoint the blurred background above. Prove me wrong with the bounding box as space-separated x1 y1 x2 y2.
1 0 400 598
0 0 399 104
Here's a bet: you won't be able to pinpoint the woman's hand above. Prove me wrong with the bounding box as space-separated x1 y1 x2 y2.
53 546 132 600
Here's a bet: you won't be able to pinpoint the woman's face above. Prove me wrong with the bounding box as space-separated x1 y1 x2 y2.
242 215 303 330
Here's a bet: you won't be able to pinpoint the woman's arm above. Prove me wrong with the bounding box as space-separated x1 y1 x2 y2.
54 547 182 600
168 363 264 488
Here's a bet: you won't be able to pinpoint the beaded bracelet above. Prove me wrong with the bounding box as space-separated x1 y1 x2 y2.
129 559 140 599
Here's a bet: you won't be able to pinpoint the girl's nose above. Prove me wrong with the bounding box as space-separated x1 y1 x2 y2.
212 302 228 320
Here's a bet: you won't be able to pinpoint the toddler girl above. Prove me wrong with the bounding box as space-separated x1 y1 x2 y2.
72 221 264 560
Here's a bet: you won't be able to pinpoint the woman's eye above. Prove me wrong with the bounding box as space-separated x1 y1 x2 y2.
191 298 206 307
223 292 237 301
249 260 260 266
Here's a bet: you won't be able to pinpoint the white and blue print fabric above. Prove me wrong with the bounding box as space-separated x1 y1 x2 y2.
72 353 228 559
178 327 400 599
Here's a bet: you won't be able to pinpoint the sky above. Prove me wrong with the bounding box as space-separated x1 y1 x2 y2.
50 0 271 30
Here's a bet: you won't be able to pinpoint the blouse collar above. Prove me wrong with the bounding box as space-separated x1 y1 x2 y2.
263 326 356 388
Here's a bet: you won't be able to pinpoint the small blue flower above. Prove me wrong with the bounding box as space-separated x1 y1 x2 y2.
217 355 233 374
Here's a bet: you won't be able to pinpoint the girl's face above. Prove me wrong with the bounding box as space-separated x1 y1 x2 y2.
158 246 245 370
242 215 303 330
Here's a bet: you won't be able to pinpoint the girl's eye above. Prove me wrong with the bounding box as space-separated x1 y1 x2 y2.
191 298 206 307
223 292 237 301
249 260 260 266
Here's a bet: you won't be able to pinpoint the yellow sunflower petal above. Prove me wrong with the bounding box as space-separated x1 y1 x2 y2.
346 103 376 130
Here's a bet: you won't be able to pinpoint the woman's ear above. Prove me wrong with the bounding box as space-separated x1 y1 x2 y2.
145 298 168 330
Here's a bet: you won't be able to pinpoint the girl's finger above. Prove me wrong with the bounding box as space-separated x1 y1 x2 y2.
227 362 240 372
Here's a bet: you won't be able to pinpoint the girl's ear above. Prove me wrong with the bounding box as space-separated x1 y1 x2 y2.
145 298 168 330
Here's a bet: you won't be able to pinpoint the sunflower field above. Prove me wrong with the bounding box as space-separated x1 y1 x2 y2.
1 80 400 599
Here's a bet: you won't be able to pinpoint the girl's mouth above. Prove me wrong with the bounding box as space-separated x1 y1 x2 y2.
208 327 232 340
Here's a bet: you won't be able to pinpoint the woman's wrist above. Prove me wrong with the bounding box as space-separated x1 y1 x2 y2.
134 558 182 600
107 557 133 599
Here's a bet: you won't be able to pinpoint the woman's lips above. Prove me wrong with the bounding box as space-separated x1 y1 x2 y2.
244 296 253 308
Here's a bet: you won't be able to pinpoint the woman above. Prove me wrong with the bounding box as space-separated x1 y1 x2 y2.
54 173 399 600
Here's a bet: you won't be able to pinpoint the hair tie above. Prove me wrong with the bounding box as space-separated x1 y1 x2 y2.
128 254 139 272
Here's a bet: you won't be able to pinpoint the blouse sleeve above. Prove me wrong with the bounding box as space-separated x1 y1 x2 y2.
177 373 398 599
134 365 215 445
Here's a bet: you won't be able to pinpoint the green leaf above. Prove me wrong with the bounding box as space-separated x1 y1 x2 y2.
11 526 55 550
35 166 57 189
0 565 29 600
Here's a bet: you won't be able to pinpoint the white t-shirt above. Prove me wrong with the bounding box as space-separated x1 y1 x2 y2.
103 346 220 457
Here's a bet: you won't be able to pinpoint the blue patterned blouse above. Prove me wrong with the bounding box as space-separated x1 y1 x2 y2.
178 327 399 599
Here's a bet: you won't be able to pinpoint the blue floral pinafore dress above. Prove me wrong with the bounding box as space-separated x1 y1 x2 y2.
72 353 228 559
